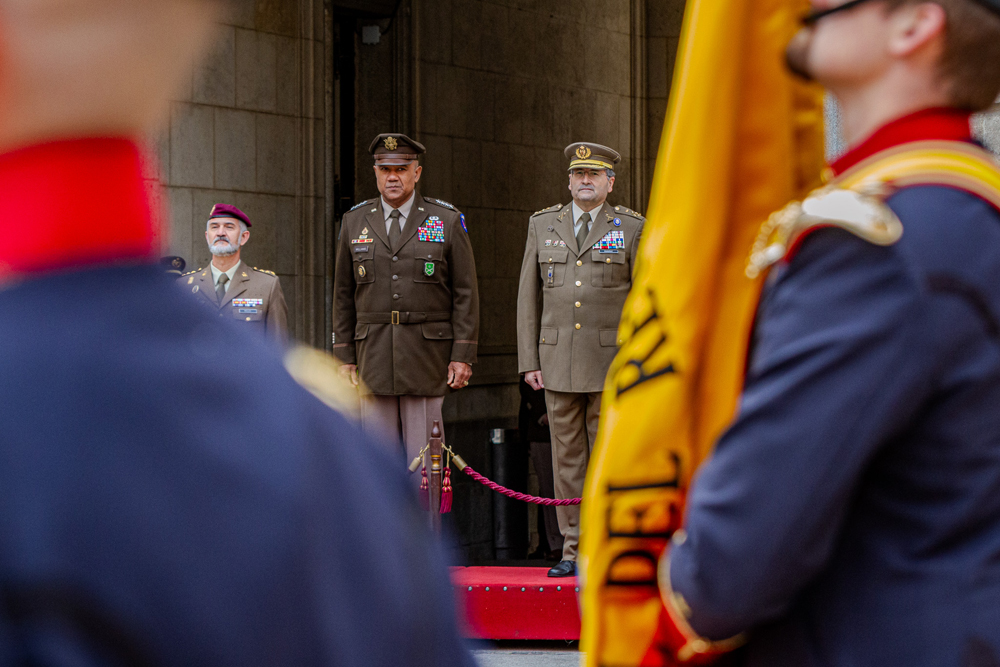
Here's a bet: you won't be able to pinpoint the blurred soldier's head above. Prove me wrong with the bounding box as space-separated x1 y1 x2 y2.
564 142 620 210
0 0 221 151
205 204 251 259
369 133 425 208
787 0 1000 112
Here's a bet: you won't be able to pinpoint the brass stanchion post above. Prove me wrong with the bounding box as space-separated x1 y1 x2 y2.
428 420 444 534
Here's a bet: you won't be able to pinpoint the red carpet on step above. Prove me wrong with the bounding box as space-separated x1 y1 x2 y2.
451 567 581 640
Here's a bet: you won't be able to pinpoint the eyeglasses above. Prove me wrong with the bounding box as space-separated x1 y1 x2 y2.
801 0 878 25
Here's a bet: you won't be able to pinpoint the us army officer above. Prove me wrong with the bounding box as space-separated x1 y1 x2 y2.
517 142 644 577
180 204 289 344
333 133 479 472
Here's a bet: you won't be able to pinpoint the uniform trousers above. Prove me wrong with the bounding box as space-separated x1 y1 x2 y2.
359 394 445 492
529 440 565 554
544 389 601 562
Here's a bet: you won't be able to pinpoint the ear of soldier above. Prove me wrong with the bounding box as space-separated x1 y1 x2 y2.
0 3 472 666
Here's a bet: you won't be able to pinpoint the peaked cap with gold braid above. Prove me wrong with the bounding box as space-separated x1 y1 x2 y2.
565 142 621 172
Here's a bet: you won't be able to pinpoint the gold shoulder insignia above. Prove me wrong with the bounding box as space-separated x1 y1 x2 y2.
532 204 562 217
615 206 644 220
253 267 278 276
746 184 903 279
180 268 201 277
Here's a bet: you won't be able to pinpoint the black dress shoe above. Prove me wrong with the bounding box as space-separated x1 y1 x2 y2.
547 560 576 578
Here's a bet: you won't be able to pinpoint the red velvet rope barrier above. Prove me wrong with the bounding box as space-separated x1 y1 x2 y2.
462 465 582 506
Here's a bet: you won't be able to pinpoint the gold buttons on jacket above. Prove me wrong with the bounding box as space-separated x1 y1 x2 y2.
575 301 581 308
575 323 581 330
576 260 583 266
606 258 612 264
548 257 554 262
575 280 582 287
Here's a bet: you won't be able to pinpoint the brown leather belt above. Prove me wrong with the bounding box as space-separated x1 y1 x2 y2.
356 311 452 325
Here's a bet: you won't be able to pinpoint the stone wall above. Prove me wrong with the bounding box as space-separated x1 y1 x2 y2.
159 0 328 346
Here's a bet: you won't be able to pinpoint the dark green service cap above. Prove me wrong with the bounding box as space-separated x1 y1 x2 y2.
369 133 426 166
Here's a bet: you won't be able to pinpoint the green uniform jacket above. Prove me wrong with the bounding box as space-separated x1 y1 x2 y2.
332 194 479 396
516 201 643 393
179 262 289 345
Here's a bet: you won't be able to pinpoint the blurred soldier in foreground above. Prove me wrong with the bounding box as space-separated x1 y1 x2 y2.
333 134 479 475
517 143 643 577
180 203 289 344
653 0 1000 664
0 2 472 666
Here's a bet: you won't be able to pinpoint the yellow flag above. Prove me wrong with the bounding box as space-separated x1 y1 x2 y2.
578 0 825 664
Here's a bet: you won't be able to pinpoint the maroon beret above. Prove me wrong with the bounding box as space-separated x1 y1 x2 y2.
208 203 251 228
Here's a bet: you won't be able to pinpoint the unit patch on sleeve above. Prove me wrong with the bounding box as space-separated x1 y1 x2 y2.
418 217 446 242
594 230 625 253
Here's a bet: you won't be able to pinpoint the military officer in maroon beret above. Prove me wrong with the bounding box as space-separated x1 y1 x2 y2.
180 203 289 344
333 133 479 475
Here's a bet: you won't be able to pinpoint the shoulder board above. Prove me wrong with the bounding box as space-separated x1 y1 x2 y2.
253 267 278 276
181 268 201 277
532 204 563 217
348 199 375 213
613 205 644 220
745 187 903 279
747 141 1000 278
426 197 456 211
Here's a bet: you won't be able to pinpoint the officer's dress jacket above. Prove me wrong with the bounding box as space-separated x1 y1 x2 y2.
669 109 1000 665
0 139 472 667
180 262 289 344
517 201 644 393
332 193 479 396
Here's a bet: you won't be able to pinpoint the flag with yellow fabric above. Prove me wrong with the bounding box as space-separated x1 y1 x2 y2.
578 0 826 665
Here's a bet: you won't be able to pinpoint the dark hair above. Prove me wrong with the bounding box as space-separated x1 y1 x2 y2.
886 0 1000 110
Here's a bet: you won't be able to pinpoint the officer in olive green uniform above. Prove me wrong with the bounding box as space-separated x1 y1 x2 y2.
180 203 289 344
333 133 479 471
517 142 644 577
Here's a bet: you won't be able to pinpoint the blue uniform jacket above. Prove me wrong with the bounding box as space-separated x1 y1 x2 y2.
0 266 473 667
670 186 1000 665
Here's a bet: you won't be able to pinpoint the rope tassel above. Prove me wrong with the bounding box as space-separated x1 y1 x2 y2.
419 464 430 511
440 467 453 513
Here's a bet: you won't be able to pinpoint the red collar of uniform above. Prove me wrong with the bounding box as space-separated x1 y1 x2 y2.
830 107 973 176
0 138 156 280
